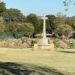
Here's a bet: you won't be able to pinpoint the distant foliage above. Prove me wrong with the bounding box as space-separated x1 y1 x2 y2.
8 22 34 36
26 13 41 34
2 8 26 22
53 39 60 48
0 17 6 32
68 39 75 49
0 2 6 13
0 1 75 38
63 0 75 12
55 24 72 37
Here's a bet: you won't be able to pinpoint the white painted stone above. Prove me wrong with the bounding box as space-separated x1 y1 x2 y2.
38 15 49 49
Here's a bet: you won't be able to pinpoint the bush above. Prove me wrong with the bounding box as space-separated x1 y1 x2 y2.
55 24 72 37
67 39 75 49
30 39 37 47
0 38 32 48
53 39 60 48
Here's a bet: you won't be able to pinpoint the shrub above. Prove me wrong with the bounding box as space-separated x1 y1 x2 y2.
67 39 75 49
30 39 37 47
53 39 60 48
55 24 72 37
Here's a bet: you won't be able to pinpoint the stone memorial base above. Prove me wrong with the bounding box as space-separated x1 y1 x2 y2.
38 43 55 50
38 38 49 50
32 37 55 51
32 43 55 51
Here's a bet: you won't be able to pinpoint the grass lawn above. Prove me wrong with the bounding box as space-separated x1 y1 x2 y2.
0 48 75 75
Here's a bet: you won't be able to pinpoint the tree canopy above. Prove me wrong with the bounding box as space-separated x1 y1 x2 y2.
26 14 41 34
2 8 26 22
0 2 6 13
0 1 74 38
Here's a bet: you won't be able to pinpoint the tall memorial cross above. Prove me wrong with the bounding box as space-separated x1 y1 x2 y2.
41 15 48 39
38 15 49 49
34 15 55 50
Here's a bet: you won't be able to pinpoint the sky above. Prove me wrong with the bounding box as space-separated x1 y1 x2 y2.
3 0 75 16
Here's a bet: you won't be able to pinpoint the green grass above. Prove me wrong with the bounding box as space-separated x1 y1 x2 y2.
0 48 75 75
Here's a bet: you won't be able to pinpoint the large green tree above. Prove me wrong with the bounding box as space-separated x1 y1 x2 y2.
55 24 72 37
2 8 26 22
26 13 41 34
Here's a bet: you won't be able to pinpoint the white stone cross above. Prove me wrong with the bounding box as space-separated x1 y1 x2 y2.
41 15 48 39
38 15 49 49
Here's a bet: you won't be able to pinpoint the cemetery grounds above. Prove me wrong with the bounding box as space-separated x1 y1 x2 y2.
0 48 75 75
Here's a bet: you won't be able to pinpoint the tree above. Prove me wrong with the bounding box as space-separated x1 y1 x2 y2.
0 1 6 14
65 16 75 30
54 13 66 26
8 22 34 36
55 24 72 37
0 17 6 32
26 13 41 34
17 23 34 36
46 15 56 33
2 8 26 22
63 0 75 16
